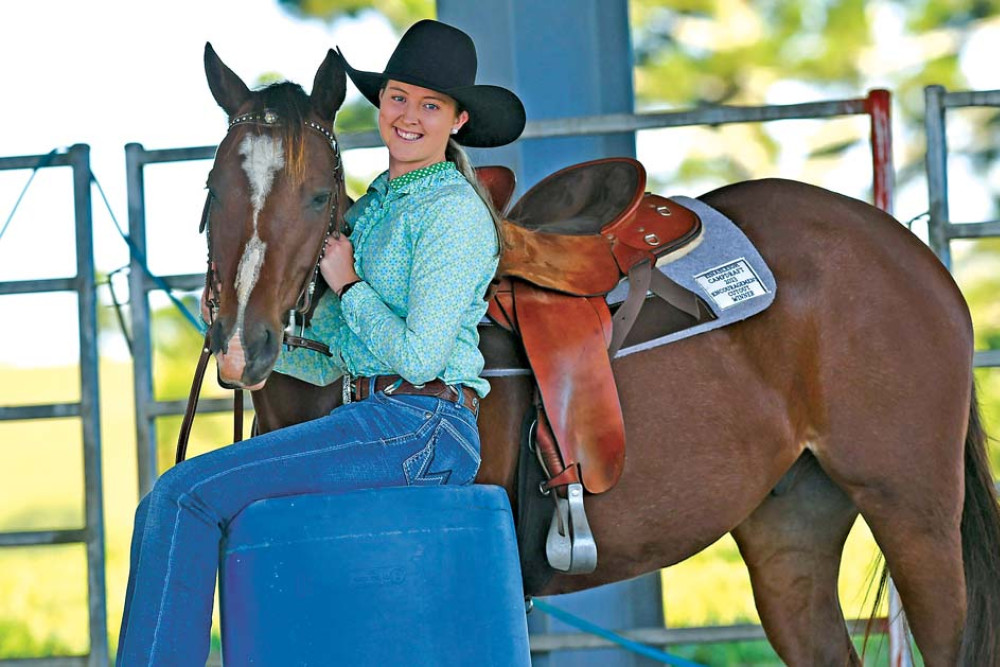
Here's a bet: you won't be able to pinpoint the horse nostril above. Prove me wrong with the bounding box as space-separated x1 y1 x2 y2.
248 324 281 360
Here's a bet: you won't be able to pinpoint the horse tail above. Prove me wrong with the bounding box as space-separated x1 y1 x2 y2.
958 381 1000 665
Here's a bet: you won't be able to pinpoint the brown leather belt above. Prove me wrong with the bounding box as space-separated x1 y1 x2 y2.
352 375 480 416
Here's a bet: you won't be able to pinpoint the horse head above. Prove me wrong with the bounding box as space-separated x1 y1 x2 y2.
201 43 346 389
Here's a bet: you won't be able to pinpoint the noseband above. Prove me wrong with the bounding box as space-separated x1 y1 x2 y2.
201 107 344 357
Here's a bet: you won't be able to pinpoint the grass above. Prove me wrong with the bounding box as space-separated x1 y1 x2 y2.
1 359 997 663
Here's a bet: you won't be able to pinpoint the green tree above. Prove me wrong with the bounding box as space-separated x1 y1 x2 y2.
277 0 432 30
631 0 1000 193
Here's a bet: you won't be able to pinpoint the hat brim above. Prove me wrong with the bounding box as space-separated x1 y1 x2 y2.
339 52 525 148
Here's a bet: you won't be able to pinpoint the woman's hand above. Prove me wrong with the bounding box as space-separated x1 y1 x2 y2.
319 234 361 295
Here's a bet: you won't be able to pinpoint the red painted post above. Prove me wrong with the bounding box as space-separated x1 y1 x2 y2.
866 89 895 215
865 87 913 667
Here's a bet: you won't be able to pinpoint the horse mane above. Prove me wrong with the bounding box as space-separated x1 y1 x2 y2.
250 82 312 184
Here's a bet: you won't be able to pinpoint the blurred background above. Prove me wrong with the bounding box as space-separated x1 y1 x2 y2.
1 0 998 664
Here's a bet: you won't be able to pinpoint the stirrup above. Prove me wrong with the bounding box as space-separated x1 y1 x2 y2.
545 482 597 574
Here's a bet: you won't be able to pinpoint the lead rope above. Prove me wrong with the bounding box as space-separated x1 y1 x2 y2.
176 333 213 464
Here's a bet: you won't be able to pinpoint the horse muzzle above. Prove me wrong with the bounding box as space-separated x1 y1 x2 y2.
210 319 282 389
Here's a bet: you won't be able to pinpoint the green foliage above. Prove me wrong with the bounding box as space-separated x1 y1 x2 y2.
277 0 433 29
334 98 378 134
0 619 72 658
632 0 876 106
906 0 1000 31
256 71 289 87
629 0 1000 207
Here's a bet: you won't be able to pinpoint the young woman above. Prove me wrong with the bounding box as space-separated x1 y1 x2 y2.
116 19 525 666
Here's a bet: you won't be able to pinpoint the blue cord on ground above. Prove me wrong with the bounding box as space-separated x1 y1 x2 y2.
532 598 708 667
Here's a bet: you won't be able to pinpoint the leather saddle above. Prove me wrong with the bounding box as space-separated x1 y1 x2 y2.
474 159 707 573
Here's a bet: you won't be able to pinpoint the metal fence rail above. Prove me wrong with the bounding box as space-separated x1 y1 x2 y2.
0 145 108 666
924 85 1000 371
528 617 888 654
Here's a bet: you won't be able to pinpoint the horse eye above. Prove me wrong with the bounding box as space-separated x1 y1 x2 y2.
310 192 332 209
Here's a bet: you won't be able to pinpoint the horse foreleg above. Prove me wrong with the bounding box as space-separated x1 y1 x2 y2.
731 454 860 666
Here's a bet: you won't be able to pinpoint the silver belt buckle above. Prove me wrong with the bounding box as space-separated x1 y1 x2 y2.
342 374 353 404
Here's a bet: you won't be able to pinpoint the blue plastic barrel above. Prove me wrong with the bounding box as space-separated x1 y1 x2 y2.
219 485 531 666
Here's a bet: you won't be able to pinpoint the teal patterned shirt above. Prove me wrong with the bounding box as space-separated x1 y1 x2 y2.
273 161 499 397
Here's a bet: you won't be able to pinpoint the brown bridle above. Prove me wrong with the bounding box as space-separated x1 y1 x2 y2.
176 108 344 464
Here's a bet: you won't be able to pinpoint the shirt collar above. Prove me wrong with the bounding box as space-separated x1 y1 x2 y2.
369 161 458 198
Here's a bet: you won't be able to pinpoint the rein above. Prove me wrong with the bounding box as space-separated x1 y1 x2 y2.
176 109 343 464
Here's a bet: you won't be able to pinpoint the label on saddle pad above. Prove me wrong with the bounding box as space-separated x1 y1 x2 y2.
607 195 776 358
694 258 769 309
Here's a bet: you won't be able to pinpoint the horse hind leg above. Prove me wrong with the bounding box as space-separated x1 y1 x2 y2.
732 453 862 666
814 397 970 665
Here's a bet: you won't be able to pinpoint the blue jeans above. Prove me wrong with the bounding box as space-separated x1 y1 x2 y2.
116 387 481 666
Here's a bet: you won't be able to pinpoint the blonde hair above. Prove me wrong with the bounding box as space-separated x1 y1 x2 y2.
446 138 505 260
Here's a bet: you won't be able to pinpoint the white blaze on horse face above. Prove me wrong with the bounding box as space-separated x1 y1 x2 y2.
232 134 284 335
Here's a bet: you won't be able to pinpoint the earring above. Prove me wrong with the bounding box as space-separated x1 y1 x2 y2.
451 128 459 135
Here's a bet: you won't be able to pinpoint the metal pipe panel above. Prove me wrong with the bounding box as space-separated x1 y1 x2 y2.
0 403 82 420
521 99 869 139
125 143 158 497
0 151 75 170
945 221 1000 239
942 89 1000 108
140 272 208 292
69 144 109 667
1 657 90 667
0 529 88 547
924 85 952 267
528 617 886 652
0 278 76 295
0 142 108 666
149 396 250 419
975 350 1000 368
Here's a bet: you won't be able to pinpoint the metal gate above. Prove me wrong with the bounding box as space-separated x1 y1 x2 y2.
924 84 1000 370
0 145 108 666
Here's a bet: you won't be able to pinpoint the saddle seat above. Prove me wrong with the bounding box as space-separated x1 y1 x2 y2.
500 157 703 297
480 158 707 501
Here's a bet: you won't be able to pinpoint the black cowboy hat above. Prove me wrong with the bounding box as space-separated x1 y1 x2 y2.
337 19 526 148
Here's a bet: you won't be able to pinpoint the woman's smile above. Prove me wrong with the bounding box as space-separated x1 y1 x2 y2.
378 80 468 178
393 127 423 141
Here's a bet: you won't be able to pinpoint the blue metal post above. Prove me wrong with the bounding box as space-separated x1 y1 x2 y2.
437 0 636 193
436 3 661 665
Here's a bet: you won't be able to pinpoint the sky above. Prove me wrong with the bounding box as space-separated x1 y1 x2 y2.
1 1 998 368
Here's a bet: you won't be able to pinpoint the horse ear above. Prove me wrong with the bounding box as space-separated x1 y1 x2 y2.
310 49 347 125
204 42 252 117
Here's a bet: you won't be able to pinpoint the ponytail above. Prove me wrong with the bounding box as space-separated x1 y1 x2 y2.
446 138 505 261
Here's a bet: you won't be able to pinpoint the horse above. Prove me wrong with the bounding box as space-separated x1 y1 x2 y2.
196 43 1000 666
